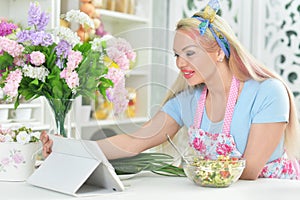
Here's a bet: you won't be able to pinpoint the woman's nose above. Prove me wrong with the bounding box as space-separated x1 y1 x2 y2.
176 56 187 68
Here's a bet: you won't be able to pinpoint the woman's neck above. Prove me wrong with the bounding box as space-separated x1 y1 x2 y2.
205 64 234 122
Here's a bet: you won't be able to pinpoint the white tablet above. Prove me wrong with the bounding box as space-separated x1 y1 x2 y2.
27 136 124 197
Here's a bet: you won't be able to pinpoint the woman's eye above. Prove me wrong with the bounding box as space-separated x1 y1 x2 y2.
186 51 195 57
174 53 179 57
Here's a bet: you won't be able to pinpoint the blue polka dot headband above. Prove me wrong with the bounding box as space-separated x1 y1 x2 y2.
192 0 230 59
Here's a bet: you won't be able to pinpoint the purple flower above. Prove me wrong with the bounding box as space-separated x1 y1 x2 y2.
0 21 18 36
41 32 53 46
56 59 64 69
55 40 71 58
17 30 53 46
28 2 42 27
30 31 44 46
37 12 50 31
28 2 50 31
16 30 33 43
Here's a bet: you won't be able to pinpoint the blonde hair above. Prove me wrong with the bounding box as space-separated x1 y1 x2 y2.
163 12 300 158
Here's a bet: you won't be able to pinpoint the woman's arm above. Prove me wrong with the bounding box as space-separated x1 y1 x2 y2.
41 111 181 159
97 111 181 159
240 122 286 180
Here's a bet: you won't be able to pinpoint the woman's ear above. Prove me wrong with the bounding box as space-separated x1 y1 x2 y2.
217 48 225 62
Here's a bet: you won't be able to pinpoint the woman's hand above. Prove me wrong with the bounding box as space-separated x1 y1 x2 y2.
40 130 53 158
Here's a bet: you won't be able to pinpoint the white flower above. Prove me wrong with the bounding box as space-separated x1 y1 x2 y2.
52 27 81 46
16 131 31 145
65 10 95 29
90 35 114 52
90 38 103 52
22 64 49 82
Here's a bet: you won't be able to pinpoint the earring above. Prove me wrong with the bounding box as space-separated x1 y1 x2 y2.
218 58 223 62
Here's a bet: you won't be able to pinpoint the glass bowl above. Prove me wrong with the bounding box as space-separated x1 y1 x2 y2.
182 156 246 188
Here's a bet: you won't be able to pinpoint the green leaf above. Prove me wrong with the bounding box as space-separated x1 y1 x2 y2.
74 42 92 56
52 80 63 98
30 79 39 85
0 52 14 70
110 153 186 177
14 96 20 109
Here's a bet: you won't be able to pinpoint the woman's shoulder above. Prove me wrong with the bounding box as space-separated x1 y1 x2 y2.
245 78 286 94
243 78 289 108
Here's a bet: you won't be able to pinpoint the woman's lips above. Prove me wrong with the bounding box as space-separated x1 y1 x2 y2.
182 70 195 79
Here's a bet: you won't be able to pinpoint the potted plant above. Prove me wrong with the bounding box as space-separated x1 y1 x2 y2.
0 2 135 137
0 126 40 181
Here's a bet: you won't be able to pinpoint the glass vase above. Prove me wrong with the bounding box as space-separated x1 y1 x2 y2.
46 98 74 138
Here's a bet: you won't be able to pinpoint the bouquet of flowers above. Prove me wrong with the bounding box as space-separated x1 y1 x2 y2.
0 2 136 137
0 126 40 145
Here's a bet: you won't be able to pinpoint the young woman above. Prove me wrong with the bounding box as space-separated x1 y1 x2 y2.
41 0 300 180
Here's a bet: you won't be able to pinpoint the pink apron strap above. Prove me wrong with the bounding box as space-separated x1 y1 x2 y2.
222 76 240 134
193 85 207 128
193 76 240 135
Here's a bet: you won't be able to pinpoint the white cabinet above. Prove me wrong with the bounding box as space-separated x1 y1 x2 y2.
0 98 49 131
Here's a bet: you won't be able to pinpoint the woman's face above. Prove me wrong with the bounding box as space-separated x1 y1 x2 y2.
173 29 217 86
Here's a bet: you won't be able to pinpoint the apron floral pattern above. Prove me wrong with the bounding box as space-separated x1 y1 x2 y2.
188 76 300 180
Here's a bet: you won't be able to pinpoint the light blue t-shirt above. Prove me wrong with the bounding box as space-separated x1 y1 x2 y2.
162 78 289 162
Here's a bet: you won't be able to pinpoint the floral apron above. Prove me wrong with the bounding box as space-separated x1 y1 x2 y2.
188 76 300 180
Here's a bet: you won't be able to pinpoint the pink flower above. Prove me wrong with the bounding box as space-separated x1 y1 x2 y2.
3 69 22 97
105 37 136 70
104 67 128 114
216 143 234 156
60 68 69 79
66 71 79 89
126 51 136 61
1 157 10 166
61 50 81 90
107 48 129 70
259 166 268 177
67 50 82 70
13 56 25 66
0 36 24 57
211 133 218 141
12 152 24 164
282 161 294 174
105 67 125 85
30 51 45 66
61 68 79 89
192 137 206 153
106 77 128 114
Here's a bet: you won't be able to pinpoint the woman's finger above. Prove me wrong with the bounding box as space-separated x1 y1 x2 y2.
40 130 48 144
42 139 53 157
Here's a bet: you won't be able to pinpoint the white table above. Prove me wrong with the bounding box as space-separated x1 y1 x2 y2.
1 172 300 200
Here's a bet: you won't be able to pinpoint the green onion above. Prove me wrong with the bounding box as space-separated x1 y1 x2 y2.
110 152 186 177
